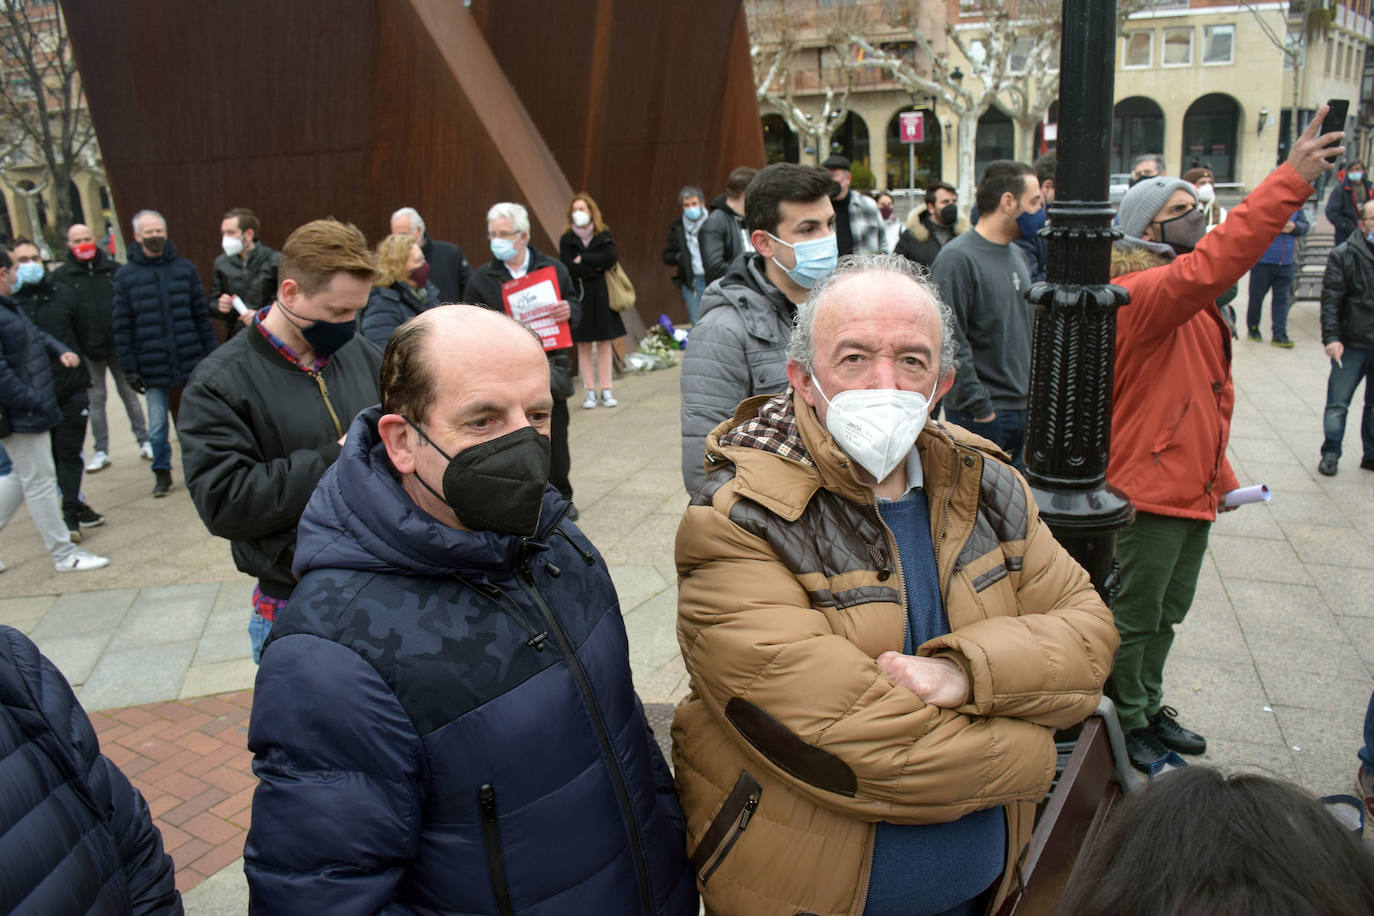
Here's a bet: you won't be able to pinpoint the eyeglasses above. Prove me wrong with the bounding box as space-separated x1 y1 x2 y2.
487 229 521 240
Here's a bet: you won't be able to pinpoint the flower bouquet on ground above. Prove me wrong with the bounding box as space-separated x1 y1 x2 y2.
624 315 688 372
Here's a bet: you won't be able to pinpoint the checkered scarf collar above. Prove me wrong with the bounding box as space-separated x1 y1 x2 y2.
717 389 814 467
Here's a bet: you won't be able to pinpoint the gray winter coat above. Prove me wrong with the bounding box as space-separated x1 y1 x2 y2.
679 254 795 494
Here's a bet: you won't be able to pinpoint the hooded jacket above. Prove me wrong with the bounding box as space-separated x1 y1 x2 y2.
700 204 747 284
893 209 969 271
52 246 119 362
112 241 218 387
0 293 65 434
245 407 697 916
1 625 182 915
360 279 441 348
1110 162 1313 519
1325 175 1372 244
672 391 1117 916
1320 235 1374 350
680 253 795 494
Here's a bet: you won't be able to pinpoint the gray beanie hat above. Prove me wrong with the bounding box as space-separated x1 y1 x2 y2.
1117 176 1196 239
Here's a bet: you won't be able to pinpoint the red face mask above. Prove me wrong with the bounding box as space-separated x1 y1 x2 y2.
72 242 98 261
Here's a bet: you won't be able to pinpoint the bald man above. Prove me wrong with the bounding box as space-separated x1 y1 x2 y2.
245 305 697 915
671 254 1116 916
52 222 148 471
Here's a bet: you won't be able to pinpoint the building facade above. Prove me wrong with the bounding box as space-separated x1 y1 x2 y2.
757 1 1373 198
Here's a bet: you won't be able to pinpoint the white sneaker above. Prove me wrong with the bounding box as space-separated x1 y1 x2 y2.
601 389 618 408
86 450 111 472
0 560 7 573
55 550 109 572
581 391 598 409
139 441 154 460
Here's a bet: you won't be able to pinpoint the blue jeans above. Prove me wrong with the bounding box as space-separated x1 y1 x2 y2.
1320 346 1374 461
248 610 273 664
680 276 706 325
1246 262 1295 337
944 408 1026 470
145 387 174 471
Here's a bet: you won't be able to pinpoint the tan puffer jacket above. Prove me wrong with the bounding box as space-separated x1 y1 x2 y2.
672 391 1118 916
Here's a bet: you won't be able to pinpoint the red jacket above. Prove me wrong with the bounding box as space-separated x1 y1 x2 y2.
1108 163 1313 520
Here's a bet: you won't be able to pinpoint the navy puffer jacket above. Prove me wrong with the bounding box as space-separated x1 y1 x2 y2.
0 626 182 915
112 242 218 387
360 280 440 348
245 407 697 916
0 294 64 434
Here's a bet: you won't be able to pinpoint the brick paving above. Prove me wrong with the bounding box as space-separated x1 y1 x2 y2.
88 690 256 894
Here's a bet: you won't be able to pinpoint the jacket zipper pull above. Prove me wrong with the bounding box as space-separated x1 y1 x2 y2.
739 793 759 830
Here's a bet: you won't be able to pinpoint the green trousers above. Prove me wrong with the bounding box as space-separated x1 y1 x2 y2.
1111 511 1211 732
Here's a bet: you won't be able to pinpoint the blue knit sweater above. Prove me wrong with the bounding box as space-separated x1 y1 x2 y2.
865 491 1005 916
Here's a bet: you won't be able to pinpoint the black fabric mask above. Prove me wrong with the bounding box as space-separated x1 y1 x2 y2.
1156 208 1207 254
141 237 166 255
276 299 357 357
937 203 958 226
406 422 551 536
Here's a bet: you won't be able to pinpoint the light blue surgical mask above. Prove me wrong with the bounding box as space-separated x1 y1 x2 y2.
15 262 45 288
1351 171 1365 183
491 238 518 262
767 232 838 289
683 206 703 221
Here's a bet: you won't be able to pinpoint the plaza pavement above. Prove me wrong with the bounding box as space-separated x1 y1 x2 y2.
0 253 1372 909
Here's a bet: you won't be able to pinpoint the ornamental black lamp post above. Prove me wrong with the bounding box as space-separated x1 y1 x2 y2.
1024 0 1134 600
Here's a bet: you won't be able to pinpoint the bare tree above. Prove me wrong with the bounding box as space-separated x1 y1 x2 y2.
0 1 97 243
1239 1 1332 157
849 1 1037 205
748 0 866 163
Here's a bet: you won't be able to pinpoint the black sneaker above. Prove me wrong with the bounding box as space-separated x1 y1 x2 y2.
1319 454 1339 477
1361 458 1374 471
1271 334 1295 349
1126 726 1170 773
1149 705 1207 755
1247 326 1262 342
64 514 83 543
152 469 173 498
76 504 105 528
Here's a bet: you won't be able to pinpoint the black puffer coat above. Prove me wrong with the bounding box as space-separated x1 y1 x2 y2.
52 247 119 362
112 242 218 388
0 294 64 434
0 625 182 915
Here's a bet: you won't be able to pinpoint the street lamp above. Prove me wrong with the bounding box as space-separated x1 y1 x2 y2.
1023 0 1133 598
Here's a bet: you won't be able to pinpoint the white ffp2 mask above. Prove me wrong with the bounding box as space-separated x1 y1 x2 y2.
811 375 939 483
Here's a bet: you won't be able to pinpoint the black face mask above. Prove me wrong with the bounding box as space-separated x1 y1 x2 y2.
936 203 958 226
141 237 166 255
276 299 357 356
406 422 551 537
1155 207 1207 254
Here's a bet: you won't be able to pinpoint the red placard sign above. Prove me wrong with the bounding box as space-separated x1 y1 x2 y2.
500 266 571 351
899 111 925 144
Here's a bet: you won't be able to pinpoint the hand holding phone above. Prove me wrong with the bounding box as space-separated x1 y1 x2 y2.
1321 99 1350 143
1289 104 1345 182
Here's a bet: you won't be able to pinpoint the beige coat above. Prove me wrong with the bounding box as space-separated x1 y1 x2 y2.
672 391 1118 915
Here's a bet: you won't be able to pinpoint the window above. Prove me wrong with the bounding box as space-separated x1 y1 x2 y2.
1325 37 1334 76
1203 24 1234 65
1124 31 1153 68
1163 28 1192 66
1283 31 1304 70
1009 36 1035 74
1337 42 1345 79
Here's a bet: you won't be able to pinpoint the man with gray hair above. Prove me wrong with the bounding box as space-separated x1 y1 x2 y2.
112 209 218 497
1130 153 1165 186
662 185 709 323
671 254 1117 916
390 206 471 303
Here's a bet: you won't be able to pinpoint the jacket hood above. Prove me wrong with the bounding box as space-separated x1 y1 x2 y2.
906 209 970 243
126 239 180 265
293 405 568 582
698 253 791 323
1110 236 1175 278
